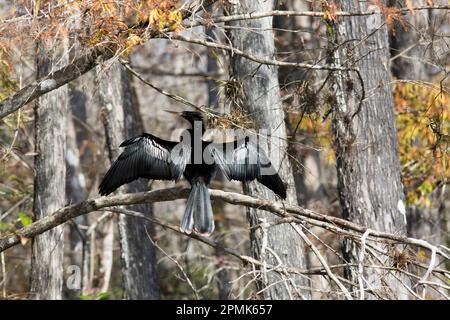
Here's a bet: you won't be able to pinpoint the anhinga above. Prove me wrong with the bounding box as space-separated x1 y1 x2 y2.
99 111 286 235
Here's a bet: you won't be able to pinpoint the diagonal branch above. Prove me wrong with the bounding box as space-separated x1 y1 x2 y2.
111 207 310 277
0 187 449 264
0 0 218 120
0 46 111 119
290 223 353 300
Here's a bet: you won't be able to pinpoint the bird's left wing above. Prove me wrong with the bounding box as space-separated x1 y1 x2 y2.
99 133 190 196
209 137 287 199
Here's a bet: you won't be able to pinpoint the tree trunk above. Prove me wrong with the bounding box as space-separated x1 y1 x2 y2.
226 0 309 300
30 40 68 299
65 87 90 298
98 61 160 299
327 1 409 299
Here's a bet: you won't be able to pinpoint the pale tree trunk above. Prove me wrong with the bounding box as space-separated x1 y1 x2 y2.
30 40 68 299
226 0 309 300
327 1 409 299
98 61 159 299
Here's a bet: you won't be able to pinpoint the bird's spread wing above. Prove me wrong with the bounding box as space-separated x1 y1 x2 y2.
99 133 190 195
209 137 287 199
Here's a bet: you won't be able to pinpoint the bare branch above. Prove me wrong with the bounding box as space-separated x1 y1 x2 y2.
1 187 448 264
291 223 353 300
0 46 111 119
168 34 346 71
185 6 450 28
0 0 218 120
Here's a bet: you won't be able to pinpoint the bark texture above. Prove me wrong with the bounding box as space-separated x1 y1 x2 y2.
226 0 308 299
327 0 409 299
98 61 159 299
30 40 68 299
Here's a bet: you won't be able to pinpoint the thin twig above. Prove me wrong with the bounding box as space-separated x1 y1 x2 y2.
358 229 371 300
291 223 353 300
143 226 199 300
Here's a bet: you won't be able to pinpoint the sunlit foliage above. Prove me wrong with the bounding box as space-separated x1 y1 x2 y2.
394 82 449 206
287 80 449 206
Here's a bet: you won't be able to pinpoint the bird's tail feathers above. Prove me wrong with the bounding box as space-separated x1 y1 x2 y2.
180 181 214 235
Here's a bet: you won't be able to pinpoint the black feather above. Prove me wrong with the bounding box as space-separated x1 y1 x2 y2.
209 138 288 199
99 133 189 195
99 112 288 235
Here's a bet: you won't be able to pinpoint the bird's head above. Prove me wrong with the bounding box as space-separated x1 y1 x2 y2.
165 110 204 127
181 111 204 123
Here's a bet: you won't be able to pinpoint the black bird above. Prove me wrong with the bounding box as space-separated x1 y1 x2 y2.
99 111 286 235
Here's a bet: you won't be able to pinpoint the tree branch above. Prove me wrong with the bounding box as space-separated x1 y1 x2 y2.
0 0 218 120
2 4 448 120
168 34 347 71
0 187 448 263
184 5 450 28
6 4 446 119
110 207 311 276
94 207 450 297
0 46 111 119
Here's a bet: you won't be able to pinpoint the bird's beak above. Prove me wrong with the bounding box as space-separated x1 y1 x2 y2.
164 110 182 116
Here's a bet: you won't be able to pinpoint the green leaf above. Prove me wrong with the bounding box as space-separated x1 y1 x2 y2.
0 221 13 232
18 212 32 226
95 292 111 300
79 292 111 300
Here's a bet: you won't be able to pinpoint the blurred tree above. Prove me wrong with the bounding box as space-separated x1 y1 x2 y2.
99 61 160 299
65 98 88 298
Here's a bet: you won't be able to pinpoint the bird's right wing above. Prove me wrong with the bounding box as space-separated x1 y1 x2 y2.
99 133 190 196
209 137 287 199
